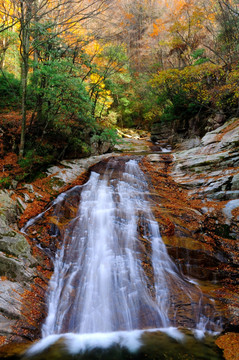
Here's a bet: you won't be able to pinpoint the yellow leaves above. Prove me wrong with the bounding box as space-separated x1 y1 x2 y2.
90 73 105 89
151 63 225 105
226 68 239 99
84 40 103 57
151 68 181 90
98 90 113 109
152 62 239 112
162 0 216 55
63 22 88 45
207 13 216 23
89 73 113 115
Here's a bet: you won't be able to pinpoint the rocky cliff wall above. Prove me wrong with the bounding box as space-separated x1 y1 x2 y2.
170 117 239 340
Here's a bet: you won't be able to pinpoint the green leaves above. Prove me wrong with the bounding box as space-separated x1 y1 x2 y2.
191 49 210 65
0 71 21 108
32 57 93 120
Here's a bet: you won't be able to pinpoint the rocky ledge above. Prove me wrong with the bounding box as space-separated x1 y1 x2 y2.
172 117 239 203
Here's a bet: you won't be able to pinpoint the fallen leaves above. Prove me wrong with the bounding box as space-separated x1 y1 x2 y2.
216 333 239 360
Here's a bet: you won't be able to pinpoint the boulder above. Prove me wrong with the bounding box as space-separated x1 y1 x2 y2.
0 190 18 226
90 141 112 155
46 153 118 191
202 117 239 151
0 216 35 280
23 184 34 193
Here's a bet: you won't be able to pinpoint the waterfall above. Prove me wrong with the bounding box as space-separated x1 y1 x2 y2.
39 157 219 339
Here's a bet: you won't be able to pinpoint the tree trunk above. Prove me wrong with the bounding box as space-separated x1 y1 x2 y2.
19 0 31 158
19 58 28 158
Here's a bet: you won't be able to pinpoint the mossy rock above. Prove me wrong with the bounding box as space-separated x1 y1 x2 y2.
0 218 31 258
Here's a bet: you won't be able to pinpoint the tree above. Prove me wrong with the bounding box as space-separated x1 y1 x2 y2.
112 0 161 71
0 0 109 157
216 0 239 66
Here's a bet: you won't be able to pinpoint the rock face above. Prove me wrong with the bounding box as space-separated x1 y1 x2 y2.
0 191 36 281
46 153 118 191
143 150 238 333
151 123 173 143
0 282 26 334
172 117 239 216
169 117 239 330
0 190 37 345
150 113 227 145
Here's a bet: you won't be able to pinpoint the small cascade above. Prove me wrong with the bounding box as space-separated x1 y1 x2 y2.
38 157 220 338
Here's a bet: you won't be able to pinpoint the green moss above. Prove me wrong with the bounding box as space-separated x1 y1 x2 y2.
0 257 17 280
0 234 30 257
48 177 66 190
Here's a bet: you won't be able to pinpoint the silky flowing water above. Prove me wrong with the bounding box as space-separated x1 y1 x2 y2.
22 157 223 360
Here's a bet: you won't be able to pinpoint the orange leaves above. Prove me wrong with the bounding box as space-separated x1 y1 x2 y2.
0 336 7 346
150 20 166 37
216 333 239 360
20 284 46 328
0 276 7 281
123 11 134 21
48 215 73 229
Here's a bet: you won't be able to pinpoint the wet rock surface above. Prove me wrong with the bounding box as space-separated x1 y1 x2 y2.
171 118 238 280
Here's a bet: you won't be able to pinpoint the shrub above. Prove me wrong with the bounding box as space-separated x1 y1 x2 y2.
0 72 20 108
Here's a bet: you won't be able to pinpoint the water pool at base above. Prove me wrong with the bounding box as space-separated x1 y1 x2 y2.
18 330 223 360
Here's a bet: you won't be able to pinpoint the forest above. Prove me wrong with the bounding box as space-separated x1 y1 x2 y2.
0 0 239 184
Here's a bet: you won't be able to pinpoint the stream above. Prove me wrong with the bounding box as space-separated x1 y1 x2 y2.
20 155 224 360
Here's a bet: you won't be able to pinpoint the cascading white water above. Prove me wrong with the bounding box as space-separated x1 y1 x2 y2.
40 158 218 340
